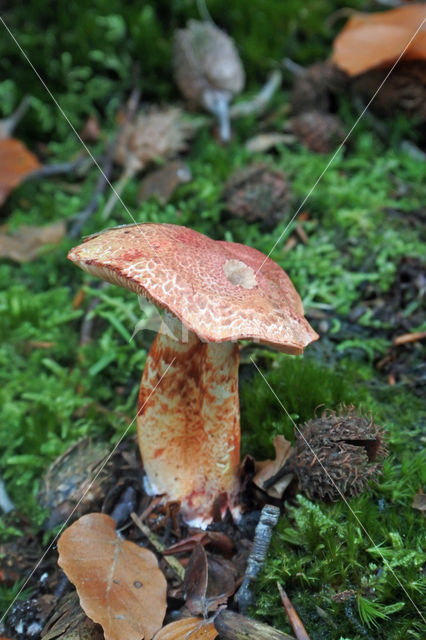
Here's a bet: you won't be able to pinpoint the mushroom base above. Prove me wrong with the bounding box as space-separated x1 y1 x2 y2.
137 312 241 526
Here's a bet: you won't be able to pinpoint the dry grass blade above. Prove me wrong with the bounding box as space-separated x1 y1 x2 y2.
277 583 311 640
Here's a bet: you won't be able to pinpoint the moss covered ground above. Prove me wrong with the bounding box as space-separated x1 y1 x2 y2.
0 1 425 638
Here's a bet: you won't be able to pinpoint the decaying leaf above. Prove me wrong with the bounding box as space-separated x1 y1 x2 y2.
245 133 294 153
184 543 208 616
412 488 426 512
0 221 66 263
58 513 167 640
139 160 192 204
254 435 294 499
0 137 41 206
153 617 218 640
332 5 426 77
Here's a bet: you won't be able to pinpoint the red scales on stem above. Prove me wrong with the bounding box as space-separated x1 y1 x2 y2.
68 223 318 525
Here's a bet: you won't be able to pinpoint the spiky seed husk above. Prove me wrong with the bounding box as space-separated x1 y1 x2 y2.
290 61 349 115
223 164 292 229
288 111 345 153
115 107 192 173
292 406 387 501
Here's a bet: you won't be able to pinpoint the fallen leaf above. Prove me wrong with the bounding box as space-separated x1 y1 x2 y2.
254 435 294 499
0 137 41 206
163 530 234 556
80 114 101 143
184 543 208 616
412 488 426 512
245 133 294 153
205 554 237 611
139 160 192 204
153 617 218 640
0 221 65 262
58 513 167 640
332 5 426 76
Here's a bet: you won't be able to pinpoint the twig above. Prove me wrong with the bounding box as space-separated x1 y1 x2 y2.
230 70 282 119
393 331 426 346
235 504 280 613
0 475 14 513
68 140 117 238
282 58 305 77
102 165 134 220
277 583 311 640
214 609 295 640
0 95 31 137
130 511 185 581
27 155 92 181
69 86 141 237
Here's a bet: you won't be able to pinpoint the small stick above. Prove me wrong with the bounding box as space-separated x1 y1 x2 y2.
214 609 295 640
282 58 305 77
235 504 280 613
0 475 14 513
393 331 426 346
68 141 116 238
27 156 92 181
131 511 185 580
0 95 31 137
277 583 311 640
230 71 282 119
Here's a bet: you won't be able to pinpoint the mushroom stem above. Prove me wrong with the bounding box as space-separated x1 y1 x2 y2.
137 311 240 526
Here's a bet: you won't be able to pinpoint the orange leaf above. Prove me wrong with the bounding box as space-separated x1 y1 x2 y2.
58 513 167 640
0 221 66 262
153 617 218 639
332 4 426 76
0 137 41 206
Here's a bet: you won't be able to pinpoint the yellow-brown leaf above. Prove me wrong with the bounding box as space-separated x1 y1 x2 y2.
153 617 218 640
58 513 167 640
332 5 426 76
0 137 41 206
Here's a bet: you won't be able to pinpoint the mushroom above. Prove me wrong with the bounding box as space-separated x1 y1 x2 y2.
68 223 318 525
173 20 245 142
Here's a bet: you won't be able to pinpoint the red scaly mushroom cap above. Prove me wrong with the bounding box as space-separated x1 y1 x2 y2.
68 223 318 354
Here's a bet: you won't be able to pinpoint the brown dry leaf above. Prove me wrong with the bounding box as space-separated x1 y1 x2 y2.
332 5 426 76
0 221 66 263
0 137 41 206
254 435 294 499
153 617 218 640
412 488 426 512
245 133 294 153
184 543 208 616
139 160 192 204
58 513 167 640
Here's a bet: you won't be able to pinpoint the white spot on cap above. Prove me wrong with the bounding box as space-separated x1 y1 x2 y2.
223 259 257 289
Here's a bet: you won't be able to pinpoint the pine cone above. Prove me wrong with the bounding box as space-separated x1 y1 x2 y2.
292 406 387 501
115 107 192 173
352 60 426 122
223 164 292 229
288 111 345 153
290 61 349 114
